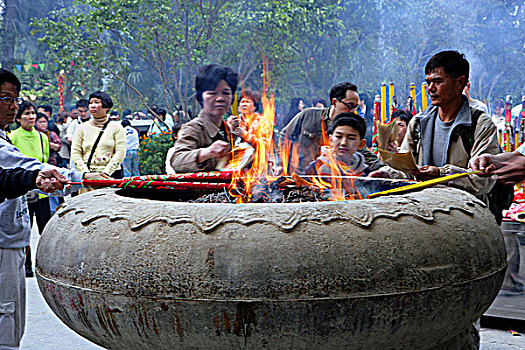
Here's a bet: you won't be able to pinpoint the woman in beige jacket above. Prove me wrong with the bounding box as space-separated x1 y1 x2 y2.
71 91 126 178
170 64 238 173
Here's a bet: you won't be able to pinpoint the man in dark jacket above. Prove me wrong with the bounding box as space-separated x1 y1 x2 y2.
277 82 383 174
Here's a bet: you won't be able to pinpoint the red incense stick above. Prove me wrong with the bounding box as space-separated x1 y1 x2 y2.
123 171 233 183
71 179 229 191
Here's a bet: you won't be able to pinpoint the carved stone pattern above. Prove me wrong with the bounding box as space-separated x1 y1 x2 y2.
57 187 484 233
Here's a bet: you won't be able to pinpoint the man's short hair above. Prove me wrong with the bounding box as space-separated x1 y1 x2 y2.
329 82 358 101
391 109 412 124
0 69 21 92
312 98 327 108
121 119 131 128
195 64 238 107
241 89 261 111
122 109 132 118
425 50 470 81
89 91 113 109
37 104 53 116
330 112 366 140
36 112 49 122
76 99 89 109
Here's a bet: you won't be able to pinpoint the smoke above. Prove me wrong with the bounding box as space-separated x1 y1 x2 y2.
344 0 524 105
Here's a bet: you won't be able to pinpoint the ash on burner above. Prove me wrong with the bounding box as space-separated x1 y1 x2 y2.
189 185 327 203
189 176 415 203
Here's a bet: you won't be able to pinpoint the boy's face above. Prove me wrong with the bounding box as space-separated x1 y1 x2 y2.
329 125 366 161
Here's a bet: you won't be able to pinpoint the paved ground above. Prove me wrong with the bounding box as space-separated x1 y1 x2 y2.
18 225 525 349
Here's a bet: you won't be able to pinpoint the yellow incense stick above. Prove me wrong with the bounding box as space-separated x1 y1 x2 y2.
367 170 482 199
421 82 428 110
231 93 238 116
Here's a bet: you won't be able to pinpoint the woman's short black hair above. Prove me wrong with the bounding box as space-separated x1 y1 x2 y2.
57 111 69 124
89 91 113 109
153 107 167 117
15 100 36 125
0 69 21 92
493 99 505 109
330 112 366 140
241 89 261 111
195 64 238 107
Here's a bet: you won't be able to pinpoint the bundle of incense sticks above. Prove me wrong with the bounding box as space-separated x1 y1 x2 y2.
70 172 417 191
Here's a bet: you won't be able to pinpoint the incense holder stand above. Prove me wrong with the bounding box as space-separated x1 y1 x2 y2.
36 187 505 349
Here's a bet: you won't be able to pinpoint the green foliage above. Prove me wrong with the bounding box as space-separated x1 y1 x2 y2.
137 132 173 175
6 0 523 114
32 0 229 115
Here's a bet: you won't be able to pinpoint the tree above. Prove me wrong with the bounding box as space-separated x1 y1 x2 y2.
28 0 524 114
1 0 18 71
33 0 231 118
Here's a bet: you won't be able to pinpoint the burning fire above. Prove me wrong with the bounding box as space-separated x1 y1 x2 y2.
229 69 277 203
229 61 363 203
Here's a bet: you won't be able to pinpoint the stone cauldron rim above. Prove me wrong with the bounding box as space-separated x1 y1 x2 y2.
56 187 486 233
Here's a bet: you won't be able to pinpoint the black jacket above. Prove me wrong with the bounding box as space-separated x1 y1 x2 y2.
0 167 39 203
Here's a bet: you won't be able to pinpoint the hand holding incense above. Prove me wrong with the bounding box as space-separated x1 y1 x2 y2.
367 170 482 198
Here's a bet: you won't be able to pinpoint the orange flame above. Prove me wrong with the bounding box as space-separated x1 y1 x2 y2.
229 59 276 203
229 59 363 202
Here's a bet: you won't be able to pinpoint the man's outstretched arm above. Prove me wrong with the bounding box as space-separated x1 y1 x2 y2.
470 151 525 185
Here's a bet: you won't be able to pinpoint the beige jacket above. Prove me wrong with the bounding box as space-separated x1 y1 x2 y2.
382 98 500 198
71 121 127 175
170 113 231 173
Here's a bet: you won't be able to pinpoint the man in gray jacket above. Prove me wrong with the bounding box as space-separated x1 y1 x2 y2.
371 51 500 349
0 69 102 349
372 51 499 200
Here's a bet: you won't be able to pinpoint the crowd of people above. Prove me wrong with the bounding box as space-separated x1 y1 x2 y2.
1 49 525 349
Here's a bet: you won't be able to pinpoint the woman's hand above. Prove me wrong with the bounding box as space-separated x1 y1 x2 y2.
368 170 392 178
50 142 61 152
198 140 231 163
83 172 112 181
227 115 242 137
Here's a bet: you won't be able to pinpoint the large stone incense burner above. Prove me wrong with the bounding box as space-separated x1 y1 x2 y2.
37 186 505 349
